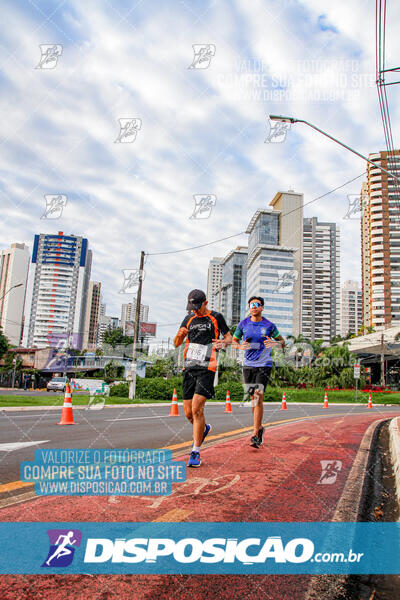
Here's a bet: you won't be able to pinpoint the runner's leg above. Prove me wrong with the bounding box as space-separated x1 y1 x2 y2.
183 399 193 423
252 389 264 435
192 394 206 447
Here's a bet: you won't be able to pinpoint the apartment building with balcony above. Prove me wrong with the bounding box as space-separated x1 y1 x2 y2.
361 150 400 329
22 232 91 349
302 217 340 342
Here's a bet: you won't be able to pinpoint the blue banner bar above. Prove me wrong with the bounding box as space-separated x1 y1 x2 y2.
0 522 399 574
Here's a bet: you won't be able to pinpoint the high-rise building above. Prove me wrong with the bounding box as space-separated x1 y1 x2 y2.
22 232 91 349
97 314 119 347
340 280 362 337
82 281 101 350
246 208 297 339
0 243 30 346
361 150 400 328
207 258 223 310
121 301 149 335
269 191 303 337
214 247 248 326
302 217 340 341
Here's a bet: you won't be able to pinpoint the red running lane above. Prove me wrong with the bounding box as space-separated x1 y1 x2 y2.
1 411 399 600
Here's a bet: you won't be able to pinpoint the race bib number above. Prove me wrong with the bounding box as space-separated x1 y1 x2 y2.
187 343 208 362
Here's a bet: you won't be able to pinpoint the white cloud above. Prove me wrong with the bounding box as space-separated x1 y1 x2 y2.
0 0 398 343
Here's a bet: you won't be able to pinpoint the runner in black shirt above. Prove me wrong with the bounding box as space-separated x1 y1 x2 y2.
174 289 232 467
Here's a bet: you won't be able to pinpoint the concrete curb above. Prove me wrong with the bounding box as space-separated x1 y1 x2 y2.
389 416 400 511
305 417 387 600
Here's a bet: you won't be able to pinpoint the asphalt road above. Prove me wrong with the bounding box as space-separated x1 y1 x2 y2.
1 402 399 484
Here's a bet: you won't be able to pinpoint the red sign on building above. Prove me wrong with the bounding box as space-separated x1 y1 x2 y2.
140 322 157 337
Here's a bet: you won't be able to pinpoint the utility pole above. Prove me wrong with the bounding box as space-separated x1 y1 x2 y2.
380 332 385 388
12 358 17 388
129 251 145 400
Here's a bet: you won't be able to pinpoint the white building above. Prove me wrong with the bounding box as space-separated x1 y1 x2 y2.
302 217 340 341
245 191 303 339
0 243 30 346
121 301 149 335
206 258 223 310
213 247 248 326
340 280 362 337
22 232 91 349
246 208 297 339
82 281 101 350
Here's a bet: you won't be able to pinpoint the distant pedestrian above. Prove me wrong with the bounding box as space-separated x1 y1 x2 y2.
23 374 31 391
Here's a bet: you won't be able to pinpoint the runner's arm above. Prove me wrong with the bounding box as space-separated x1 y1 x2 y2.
174 316 189 347
173 326 188 347
232 324 250 350
264 333 285 349
213 331 233 350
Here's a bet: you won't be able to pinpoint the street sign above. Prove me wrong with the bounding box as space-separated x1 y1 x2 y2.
140 322 157 337
354 364 361 379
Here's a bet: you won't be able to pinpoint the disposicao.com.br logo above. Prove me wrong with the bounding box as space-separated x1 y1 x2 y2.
82 536 362 566
2 522 393 574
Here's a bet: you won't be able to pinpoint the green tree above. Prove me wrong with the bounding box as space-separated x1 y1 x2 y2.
0 328 8 361
103 327 133 349
104 360 125 383
0 352 23 377
146 356 175 378
330 335 343 344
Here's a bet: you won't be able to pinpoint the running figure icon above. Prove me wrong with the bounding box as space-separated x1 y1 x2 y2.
45 531 77 566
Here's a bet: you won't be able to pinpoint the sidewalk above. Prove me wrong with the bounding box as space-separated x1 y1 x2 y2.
389 416 400 509
1 411 399 600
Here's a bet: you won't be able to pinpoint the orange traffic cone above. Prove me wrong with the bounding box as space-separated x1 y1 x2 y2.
281 391 287 410
169 388 179 416
58 383 75 425
224 390 232 413
367 393 373 409
323 391 329 409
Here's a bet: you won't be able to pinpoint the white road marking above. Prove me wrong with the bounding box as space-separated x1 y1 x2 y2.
0 441 49 452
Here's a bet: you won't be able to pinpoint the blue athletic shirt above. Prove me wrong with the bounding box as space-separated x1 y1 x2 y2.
233 316 280 367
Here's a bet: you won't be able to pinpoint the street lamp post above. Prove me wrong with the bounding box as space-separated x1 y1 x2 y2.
128 251 145 400
268 115 400 184
0 282 23 303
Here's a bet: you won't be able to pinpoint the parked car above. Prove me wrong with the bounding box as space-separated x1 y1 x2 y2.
47 376 68 392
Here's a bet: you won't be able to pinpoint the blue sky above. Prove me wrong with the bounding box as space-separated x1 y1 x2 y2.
1 0 399 346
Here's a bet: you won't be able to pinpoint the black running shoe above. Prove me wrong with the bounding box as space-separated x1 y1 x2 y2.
257 426 265 446
250 435 260 448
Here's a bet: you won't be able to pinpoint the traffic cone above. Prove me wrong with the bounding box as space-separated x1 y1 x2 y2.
323 391 329 409
224 390 232 413
58 383 75 425
169 388 179 416
281 391 287 410
367 393 373 409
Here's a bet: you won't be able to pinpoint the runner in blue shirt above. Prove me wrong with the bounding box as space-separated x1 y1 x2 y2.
233 296 285 448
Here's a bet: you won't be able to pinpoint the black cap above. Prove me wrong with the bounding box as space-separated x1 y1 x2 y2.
186 289 207 311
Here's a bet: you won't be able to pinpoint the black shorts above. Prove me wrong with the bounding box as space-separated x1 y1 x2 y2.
242 366 272 392
182 369 215 400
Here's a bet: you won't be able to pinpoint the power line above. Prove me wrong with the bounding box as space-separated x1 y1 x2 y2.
146 231 246 257
146 172 366 257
